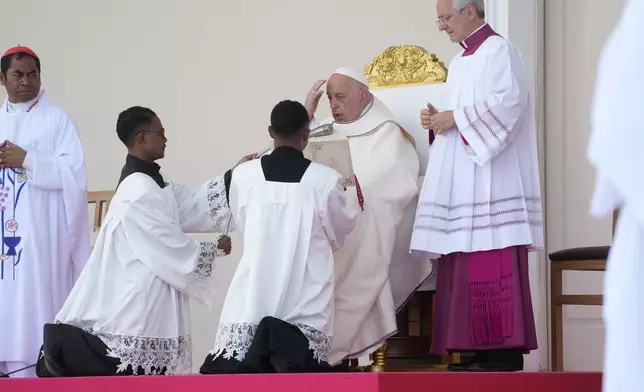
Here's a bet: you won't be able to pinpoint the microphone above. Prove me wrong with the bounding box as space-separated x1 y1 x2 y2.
309 123 333 138
255 148 272 157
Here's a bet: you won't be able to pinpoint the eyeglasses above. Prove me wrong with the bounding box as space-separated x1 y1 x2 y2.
128 129 166 143
144 130 165 138
435 5 468 27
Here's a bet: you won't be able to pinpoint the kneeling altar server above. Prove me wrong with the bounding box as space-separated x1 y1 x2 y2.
36 106 254 376
201 100 357 374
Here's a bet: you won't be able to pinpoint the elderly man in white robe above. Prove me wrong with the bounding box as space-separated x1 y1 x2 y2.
35 106 253 377
588 1 643 391
410 0 543 372
305 67 427 365
0 45 89 378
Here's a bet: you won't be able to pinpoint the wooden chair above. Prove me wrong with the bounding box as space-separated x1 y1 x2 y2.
548 209 618 371
88 190 115 231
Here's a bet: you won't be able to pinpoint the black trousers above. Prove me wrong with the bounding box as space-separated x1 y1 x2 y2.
36 323 166 377
200 317 334 374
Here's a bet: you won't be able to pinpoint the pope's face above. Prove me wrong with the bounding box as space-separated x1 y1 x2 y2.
0 54 41 103
326 74 366 123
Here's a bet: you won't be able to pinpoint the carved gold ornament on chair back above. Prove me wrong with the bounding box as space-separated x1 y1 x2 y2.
364 45 448 89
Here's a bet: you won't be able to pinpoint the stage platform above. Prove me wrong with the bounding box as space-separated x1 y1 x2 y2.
1 372 602 392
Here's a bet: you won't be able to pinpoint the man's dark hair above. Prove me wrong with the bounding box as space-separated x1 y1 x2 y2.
116 106 157 147
270 100 310 139
0 53 41 77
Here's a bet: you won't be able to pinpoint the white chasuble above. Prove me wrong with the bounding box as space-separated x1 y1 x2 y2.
411 36 543 257
588 1 644 391
0 92 90 367
314 97 424 364
211 160 357 363
55 173 229 374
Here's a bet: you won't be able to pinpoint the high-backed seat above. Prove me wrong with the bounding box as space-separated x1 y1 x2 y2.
363 45 455 371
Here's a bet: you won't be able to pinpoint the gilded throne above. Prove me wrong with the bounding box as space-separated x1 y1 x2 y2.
362 45 451 371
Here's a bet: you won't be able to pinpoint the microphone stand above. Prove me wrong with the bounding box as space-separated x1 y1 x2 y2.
0 363 36 378
222 147 272 236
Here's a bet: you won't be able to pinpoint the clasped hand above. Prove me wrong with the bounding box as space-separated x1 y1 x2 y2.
0 141 27 169
420 104 456 135
217 235 232 255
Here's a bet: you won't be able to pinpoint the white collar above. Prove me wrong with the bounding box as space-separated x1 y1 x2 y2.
4 90 45 113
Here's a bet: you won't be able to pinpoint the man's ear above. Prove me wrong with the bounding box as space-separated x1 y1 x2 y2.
134 131 146 145
360 89 370 105
268 126 275 140
0 73 6 87
466 4 476 20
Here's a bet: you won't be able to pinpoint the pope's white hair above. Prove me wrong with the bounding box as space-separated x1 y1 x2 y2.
453 0 485 18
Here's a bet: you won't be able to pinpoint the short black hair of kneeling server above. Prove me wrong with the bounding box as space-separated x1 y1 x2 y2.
270 100 309 139
116 106 157 146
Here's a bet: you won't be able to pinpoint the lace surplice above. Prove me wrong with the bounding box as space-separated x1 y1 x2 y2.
210 322 332 363
55 175 230 375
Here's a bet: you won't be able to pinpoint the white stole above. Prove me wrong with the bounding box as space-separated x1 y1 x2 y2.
316 98 425 364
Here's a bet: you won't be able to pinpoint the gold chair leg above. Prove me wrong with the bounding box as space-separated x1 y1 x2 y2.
370 343 388 372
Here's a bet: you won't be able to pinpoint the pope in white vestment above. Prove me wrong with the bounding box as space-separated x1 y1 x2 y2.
36 106 246 377
202 100 357 373
411 0 542 372
588 1 643 390
0 46 89 378
305 68 424 365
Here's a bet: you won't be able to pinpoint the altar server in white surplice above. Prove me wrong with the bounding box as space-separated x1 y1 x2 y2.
411 0 543 372
0 46 89 378
201 100 357 374
305 68 425 365
36 106 253 377
588 1 644 391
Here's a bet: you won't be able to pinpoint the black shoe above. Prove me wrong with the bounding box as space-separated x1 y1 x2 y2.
488 349 524 371
447 349 523 372
446 351 478 372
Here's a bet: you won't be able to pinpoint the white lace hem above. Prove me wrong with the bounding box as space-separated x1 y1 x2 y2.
77 325 192 375
206 176 229 230
209 321 331 363
184 241 219 304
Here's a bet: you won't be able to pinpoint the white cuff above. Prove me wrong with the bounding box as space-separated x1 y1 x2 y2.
22 151 34 172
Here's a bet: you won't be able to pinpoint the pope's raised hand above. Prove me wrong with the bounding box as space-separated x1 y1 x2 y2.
305 80 327 120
